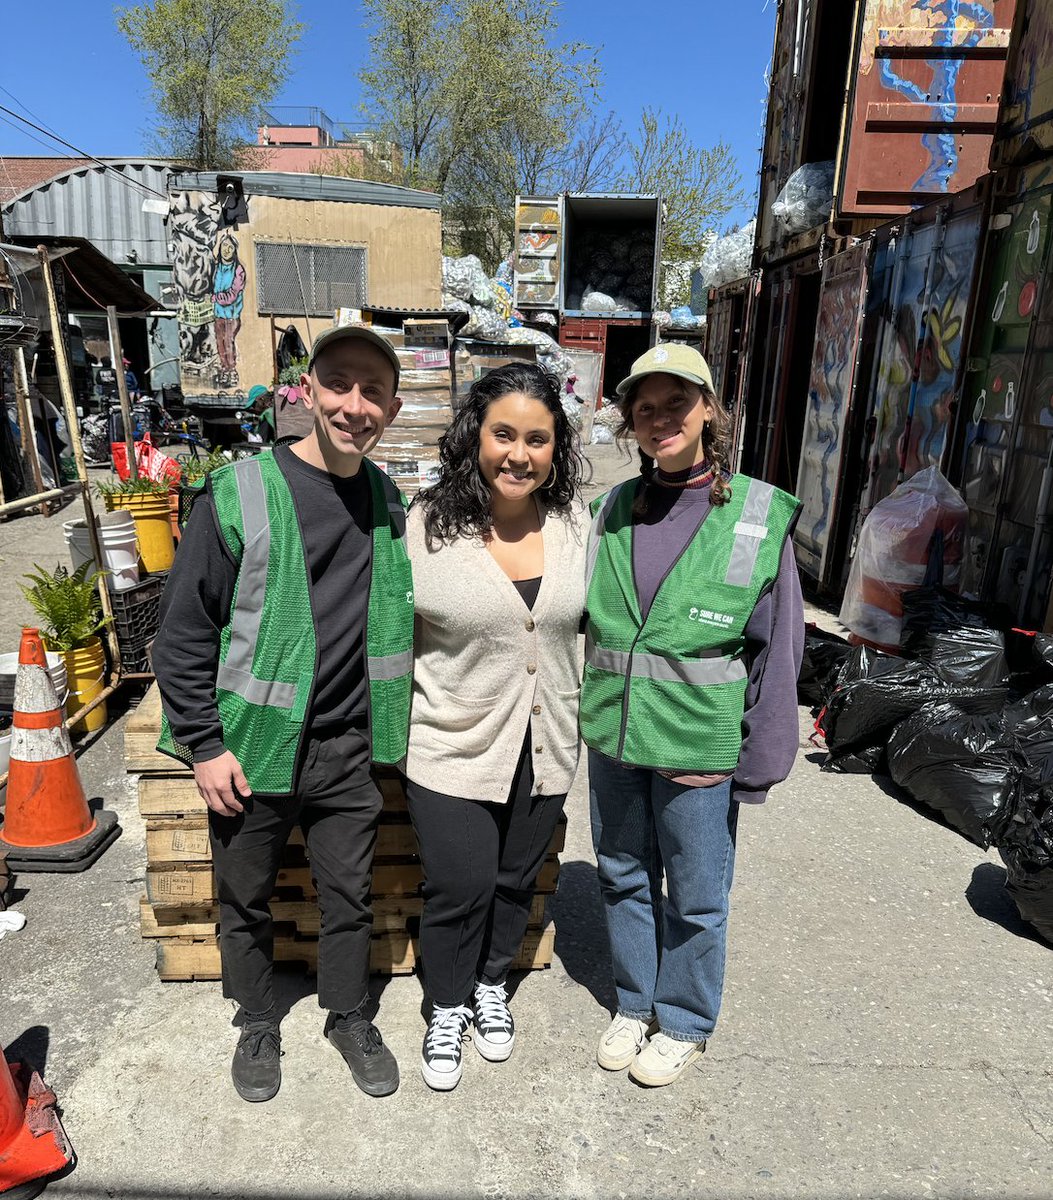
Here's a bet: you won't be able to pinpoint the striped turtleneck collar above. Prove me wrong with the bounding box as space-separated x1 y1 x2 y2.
653 460 715 490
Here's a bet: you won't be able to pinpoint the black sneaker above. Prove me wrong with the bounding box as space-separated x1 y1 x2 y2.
421 1004 473 1091
472 981 516 1062
325 1013 400 1097
231 1020 281 1102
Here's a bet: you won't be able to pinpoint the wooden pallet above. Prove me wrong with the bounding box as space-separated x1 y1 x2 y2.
130 684 564 978
154 928 556 983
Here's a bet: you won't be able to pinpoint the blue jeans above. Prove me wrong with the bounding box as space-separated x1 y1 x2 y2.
588 749 739 1043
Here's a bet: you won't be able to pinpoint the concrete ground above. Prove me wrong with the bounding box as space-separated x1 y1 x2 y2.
0 444 1051 1200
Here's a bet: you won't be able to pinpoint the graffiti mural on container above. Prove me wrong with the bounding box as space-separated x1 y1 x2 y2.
995 0 1053 165
795 244 869 582
958 163 1053 617
860 0 1000 192
867 208 981 508
168 189 250 393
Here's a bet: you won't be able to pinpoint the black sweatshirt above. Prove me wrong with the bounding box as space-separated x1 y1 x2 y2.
151 442 373 763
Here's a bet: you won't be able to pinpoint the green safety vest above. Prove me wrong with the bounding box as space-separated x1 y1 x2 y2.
158 451 413 792
579 474 800 771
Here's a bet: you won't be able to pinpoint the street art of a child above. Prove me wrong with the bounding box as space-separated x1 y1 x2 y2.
212 233 247 389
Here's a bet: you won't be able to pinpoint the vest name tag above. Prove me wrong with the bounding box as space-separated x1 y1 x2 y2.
734 521 769 540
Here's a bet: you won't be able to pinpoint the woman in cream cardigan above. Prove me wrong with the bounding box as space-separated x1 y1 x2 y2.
405 362 587 1090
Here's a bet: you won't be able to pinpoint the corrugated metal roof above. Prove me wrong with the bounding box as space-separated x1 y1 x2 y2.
2 161 175 267
169 170 442 209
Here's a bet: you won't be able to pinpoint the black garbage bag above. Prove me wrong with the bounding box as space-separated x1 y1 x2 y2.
999 846 1053 945
798 627 852 708
821 743 886 775
1003 685 1053 776
818 658 1003 764
832 643 900 689
900 587 1011 689
887 700 1014 847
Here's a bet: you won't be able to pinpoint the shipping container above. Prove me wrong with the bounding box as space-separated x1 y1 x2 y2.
755 0 857 264
794 240 872 588
837 0 1015 219
990 0 1053 169
955 158 1053 626
558 315 651 402
858 183 989 517
561 194 662 318
737 248 824 494
513 194 562 314
704 278 749 413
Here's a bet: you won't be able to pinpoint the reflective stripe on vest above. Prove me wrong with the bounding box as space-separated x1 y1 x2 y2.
724 478 775 588
368 648 414 681
215 457 297 710
586 632 746 686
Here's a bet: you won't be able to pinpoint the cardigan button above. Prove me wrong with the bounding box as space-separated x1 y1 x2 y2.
525 618 535 631
532 704 541 715
526 664 536 674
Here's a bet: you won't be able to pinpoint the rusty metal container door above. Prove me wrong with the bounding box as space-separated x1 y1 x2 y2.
794 241 871 587
705 279 748 409
957 160 1053 625
861 190 986 514
991 0 1053 170
838 0 1014 218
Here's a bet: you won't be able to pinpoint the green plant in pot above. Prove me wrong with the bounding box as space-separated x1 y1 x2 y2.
20 562 111 731
96 477 176 575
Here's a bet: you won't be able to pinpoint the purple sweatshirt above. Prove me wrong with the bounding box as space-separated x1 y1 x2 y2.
631 476 804 805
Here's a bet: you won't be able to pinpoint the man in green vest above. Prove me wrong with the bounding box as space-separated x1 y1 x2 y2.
153 325 413 1103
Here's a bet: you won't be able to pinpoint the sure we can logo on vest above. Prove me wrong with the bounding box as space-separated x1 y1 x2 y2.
688 606 734 628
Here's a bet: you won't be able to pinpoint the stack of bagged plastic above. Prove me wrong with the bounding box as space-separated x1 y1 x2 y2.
771 161 836 236
801 589 1053 947
698 221 756 291
441 253 575 411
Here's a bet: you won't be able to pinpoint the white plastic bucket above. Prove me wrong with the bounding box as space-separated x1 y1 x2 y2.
0 650 69 710
64 510 139 591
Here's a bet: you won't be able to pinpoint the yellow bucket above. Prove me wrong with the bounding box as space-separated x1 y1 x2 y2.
111 492 176 573
64 638 107 733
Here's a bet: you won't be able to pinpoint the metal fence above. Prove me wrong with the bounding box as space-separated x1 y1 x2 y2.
255 242 367 317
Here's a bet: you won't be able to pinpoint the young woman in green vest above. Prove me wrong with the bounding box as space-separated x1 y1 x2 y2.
404 363 588 1091
581 344 804 1087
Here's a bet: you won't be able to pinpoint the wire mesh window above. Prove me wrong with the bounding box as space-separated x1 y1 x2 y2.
255 242 367 316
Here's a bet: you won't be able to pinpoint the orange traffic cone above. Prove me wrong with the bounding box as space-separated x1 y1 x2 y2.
0 1048 72 1197
0 628 119 873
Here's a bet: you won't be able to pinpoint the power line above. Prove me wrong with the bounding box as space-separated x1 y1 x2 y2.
0 102 169 200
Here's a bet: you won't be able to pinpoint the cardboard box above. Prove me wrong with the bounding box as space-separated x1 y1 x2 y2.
403 319 451 350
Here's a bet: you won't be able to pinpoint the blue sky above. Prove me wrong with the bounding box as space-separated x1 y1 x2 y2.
0 1 776 225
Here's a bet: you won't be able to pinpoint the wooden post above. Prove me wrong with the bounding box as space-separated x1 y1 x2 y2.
106 305 138 478
37 246 120 673
12 347 46 502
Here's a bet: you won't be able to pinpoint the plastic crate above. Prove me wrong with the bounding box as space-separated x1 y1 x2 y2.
110 575 167 674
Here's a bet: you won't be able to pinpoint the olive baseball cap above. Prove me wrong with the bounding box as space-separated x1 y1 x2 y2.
307 324 401 387
616 343 715 398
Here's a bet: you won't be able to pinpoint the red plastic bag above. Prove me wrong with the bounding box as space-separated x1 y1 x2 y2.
111 432 181 483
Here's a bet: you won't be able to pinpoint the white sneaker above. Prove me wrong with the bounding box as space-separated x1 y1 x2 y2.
421 1004 473 1091
596 1014 658 1071
472 981 516 1062
628 1031 706 1086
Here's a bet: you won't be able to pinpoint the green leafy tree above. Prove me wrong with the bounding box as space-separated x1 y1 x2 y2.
359 0 598 261
618 108 748 305
116 0 305 169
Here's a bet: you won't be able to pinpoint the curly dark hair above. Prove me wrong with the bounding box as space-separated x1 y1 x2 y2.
418 362 584 543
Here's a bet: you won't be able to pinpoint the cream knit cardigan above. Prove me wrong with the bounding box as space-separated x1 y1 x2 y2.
404 500 588 803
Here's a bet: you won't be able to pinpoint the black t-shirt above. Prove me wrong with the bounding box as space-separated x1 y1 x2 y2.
152 442 373 762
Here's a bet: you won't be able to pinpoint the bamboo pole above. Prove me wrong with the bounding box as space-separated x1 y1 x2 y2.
106 305 138 478
37 246 121 677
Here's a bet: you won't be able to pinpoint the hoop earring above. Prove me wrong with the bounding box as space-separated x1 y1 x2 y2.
543 463 559 490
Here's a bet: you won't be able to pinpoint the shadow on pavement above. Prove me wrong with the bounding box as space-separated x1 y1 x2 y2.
965 860 1047 946
4 1024 50 1074
549 859 616 1014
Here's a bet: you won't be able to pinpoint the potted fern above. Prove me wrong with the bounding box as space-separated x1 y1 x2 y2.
20 563 111 733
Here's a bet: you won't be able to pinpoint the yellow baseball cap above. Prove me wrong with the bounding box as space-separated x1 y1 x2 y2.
616 343 715 397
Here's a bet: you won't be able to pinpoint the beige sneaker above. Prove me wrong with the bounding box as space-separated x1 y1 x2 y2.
628 1031 706 1086
597 1015 658 1071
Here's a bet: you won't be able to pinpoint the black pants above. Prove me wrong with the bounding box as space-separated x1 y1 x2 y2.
406 736 567 1007
208 726 381 1014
